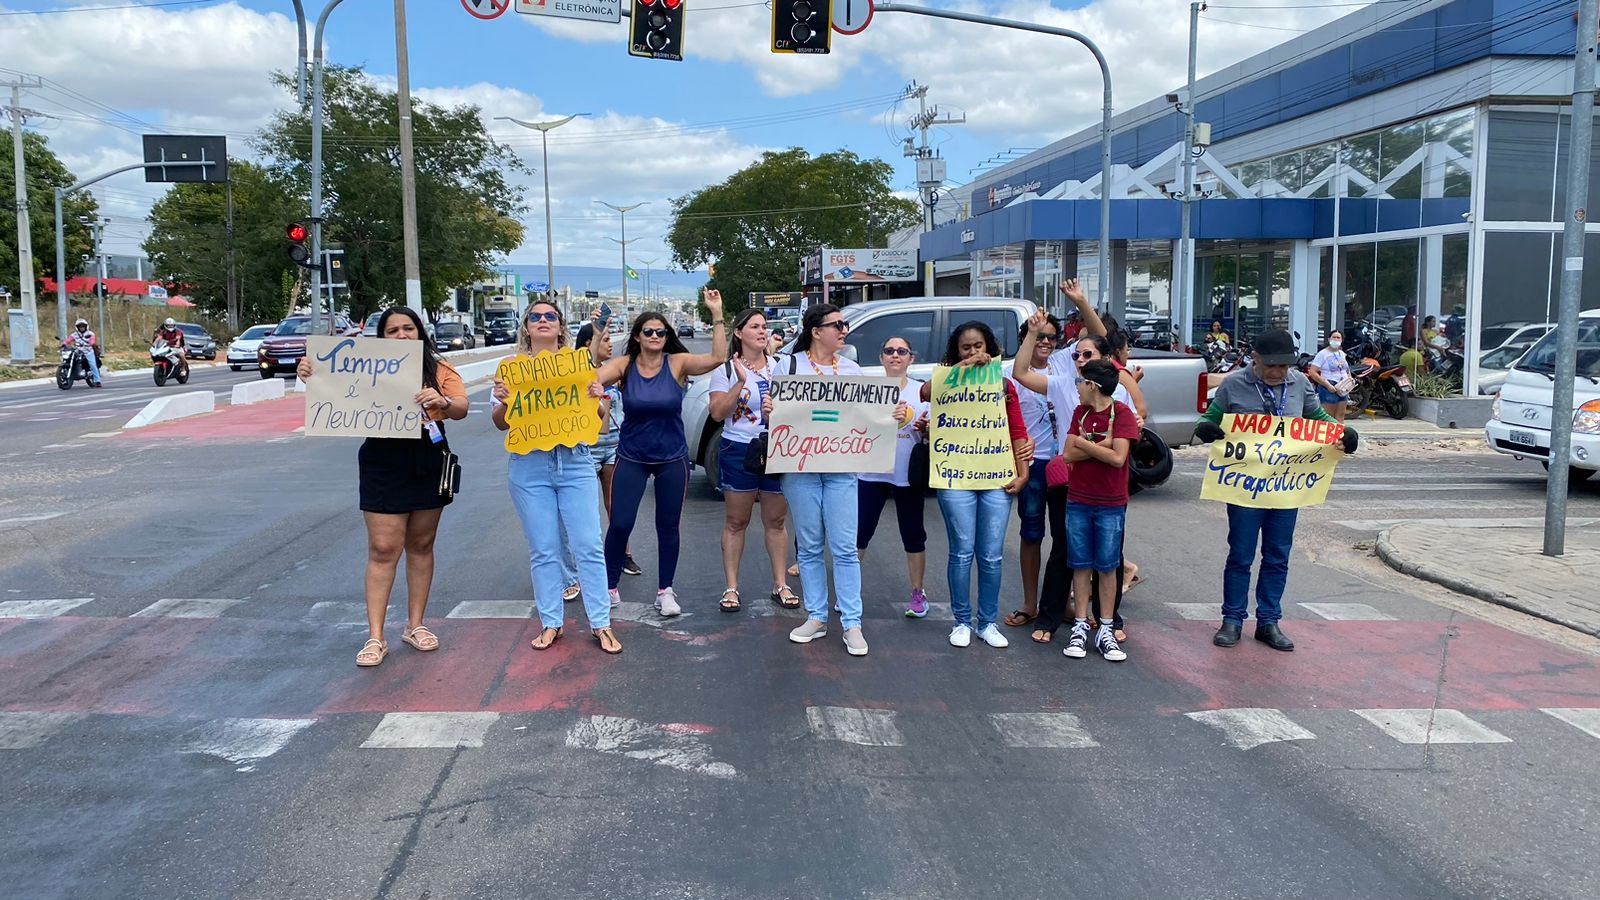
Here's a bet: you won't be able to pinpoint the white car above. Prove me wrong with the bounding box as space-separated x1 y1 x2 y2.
1485 310 1600 482
226 324 278 371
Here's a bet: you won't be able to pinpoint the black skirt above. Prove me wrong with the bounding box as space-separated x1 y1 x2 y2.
358 436 450 514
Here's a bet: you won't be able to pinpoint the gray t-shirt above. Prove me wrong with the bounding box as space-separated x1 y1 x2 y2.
1212 366 1323 418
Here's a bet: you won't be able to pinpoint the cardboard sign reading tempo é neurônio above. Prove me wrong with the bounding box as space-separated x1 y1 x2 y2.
304 336 425 439
497 348 603 454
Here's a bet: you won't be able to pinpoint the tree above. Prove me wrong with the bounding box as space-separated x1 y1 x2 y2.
256 66 528 320
0 131 98 294
667 149 919 318
144 160 302 327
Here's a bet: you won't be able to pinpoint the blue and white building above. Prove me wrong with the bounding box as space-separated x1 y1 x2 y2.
920 0 1600 394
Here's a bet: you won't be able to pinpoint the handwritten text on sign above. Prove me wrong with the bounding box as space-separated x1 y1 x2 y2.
1199 413 1346 509
497 348 603 454
766 375 899 474
304 336 424 438
929 362 1017 489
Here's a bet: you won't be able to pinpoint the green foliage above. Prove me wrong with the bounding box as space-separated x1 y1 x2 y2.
0 131 99 292
667 149 919 319
1411 369 1460 399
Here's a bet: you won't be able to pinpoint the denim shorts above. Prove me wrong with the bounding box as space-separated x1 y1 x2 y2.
1016 458 1049 543
1316 386 1345 404
719 436 782 493
1067 501 1126 572
592 442 619 468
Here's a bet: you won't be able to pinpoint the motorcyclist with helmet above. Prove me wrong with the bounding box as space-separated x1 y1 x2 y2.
152 317 189 379
63 318 104 387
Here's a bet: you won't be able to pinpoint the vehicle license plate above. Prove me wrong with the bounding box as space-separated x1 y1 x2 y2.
1510 430 1536 447
1393 374 1411 389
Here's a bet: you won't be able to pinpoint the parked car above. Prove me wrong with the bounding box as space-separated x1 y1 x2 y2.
677 323 696 338
680 296 1208 494
1485 310 1600 482
226 323 277 371
256 314 360 378
1482 322 1554 355
362 312 382 337
432 321 475 352
176 323 218 360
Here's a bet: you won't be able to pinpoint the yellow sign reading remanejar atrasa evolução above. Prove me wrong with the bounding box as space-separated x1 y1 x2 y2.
497 348 602 455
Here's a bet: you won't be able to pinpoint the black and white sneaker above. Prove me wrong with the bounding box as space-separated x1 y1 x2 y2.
1062 621 1090 659
1096 629 1127 662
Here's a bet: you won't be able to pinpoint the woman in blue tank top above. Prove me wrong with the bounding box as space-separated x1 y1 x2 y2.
592 292 727 616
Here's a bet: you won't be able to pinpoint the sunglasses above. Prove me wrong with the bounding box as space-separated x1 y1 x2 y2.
639 327 670 338
1036 333 1060 342
881 347 911 357
817 320 850 333
526 311 561 323
1070 350 1098 360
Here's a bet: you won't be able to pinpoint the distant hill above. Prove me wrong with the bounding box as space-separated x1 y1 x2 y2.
494 264 709 300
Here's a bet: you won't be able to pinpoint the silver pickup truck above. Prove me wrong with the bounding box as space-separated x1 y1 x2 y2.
681 296 1208 491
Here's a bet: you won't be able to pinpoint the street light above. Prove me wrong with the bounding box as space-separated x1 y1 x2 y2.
496 114 589 309
638 257 658 305
597 200 647 309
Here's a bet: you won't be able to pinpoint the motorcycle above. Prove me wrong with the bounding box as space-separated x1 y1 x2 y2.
1425 337 1464 385
150 339 189 386
56 345 98 390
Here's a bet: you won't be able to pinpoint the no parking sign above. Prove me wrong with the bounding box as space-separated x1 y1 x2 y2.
461 0 509 19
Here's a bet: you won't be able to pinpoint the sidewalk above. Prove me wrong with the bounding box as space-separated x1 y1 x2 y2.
1377 522 1600 637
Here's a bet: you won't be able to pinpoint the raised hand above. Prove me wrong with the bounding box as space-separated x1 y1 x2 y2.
703 288 724 319
491 379 509 403
1060 277 1087 307
1027 309 1049 335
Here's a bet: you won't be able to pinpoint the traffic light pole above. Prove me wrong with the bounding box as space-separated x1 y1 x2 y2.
872 2 1116 318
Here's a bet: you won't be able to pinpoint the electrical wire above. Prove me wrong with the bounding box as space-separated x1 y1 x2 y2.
0 0 212 16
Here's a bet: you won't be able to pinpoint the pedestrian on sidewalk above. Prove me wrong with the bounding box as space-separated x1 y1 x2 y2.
1307 331 1352 422
766 303 906 657
297 306 467 668
591 292 727 617
1193 328 1360 652
558 323 639 606
1056 359 1139 663
856 335 931 618
492 300 621 655
925 320 1033 651
707 308 796 614
1003 314 1061 631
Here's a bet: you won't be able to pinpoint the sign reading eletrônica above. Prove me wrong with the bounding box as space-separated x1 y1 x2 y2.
497 348 603 454
1199 413 1347 508
766 375 900 474
304 336 425 439
928 361 1018 489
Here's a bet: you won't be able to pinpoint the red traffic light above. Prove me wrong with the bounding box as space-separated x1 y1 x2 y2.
286 222 308 243
661 0 681 7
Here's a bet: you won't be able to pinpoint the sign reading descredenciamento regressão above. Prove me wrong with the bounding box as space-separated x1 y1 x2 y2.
766 375 900 474
304 336 425 439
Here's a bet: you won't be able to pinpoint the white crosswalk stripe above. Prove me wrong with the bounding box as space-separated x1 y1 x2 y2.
806 706 905 747
181 717 315 772
1540 708 1600 740
0 598 93 618
990 712 1099 748
131 598 243 618
447 600 533 619
0 712 85 749
564 715 738 779
360 712 499 749
1353 709 1512 744
1298 602 1396 621
1186 708 1316 750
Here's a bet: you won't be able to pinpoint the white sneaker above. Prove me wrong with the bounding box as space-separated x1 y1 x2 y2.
977 624 1010 648
608 588 621 608
655 587 681 617
949 624 973 648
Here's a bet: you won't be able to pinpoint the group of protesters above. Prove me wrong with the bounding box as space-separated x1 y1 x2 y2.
304 280 1359 667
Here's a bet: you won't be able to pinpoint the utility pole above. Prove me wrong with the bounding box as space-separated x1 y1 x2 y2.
394 0 423 314
225 178 238 330
598 200 646 309
1544 0 1598 556
7 76 43 362
1176 2 1201 350
904 82 963 296
638 257 658 308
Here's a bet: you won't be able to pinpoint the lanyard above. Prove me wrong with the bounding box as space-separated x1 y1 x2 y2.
1256 381 1288 416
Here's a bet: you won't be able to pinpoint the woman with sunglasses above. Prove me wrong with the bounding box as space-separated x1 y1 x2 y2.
1003 313 1062 630
592 292 727 616
1013 318 1136 645
856 336 931 617
491 301 621 654
707 308 796 613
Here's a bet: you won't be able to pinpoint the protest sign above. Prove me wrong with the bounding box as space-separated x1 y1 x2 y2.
766 375 899 474
304 336 424 438
1199 413 1346 509
928 361 1018 490
497 348 603 454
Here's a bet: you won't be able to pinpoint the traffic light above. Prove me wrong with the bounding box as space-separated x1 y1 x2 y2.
286 222 313 268
629 0 683 62
771 0 831 54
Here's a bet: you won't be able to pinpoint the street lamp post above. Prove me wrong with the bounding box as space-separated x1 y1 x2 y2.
638 257 658 306
289 0 349 336
598 200 646 309
496 114 589 312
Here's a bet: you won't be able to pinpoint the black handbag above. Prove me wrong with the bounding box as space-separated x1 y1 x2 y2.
438 450 461 499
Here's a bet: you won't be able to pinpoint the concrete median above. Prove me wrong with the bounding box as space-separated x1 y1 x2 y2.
230 378 286 406
124 391 216 429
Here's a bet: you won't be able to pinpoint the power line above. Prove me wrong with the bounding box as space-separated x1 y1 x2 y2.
0 0 212 16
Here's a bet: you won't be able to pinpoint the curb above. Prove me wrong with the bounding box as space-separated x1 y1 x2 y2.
1375 528 1600 638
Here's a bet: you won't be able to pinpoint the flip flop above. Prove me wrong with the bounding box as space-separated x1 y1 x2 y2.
1122 573 1146 594
530 626 562 651
400 625 439 652
1030 629 1053 644
1003 609 1036 628
593 627 622 655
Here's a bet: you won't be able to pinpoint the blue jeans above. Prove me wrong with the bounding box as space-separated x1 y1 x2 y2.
1222 504 1299 626
83 350 101 384
937 489 1013 629
508 445 610 630
1067 501 1126 572
784 472 861 629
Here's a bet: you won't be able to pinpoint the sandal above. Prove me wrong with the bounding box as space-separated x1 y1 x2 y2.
356 638 388 667
562 583 581 603
1030 629 1053 644
719 588 742 613
1122 572 1146 595
530 626 563 651
771 585 801 609
1003 609 1036 628
593 627 623 655
401 625 439 652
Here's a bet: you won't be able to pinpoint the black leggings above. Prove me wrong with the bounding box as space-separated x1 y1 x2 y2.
1037 486 1126 634
605 456 690 589
856 480 927 553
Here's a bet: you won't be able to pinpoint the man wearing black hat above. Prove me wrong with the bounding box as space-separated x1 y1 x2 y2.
1193 329 1359 651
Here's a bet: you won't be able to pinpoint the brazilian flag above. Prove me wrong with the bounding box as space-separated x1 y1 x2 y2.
626 267 640 280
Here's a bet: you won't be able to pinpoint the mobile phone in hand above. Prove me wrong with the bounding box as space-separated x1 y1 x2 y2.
598 302 612 326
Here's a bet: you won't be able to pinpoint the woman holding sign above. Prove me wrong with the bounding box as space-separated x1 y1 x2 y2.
708 309 797 613
592 293 727 617
296 307 467 668
491 300 622 655
856 335 931 617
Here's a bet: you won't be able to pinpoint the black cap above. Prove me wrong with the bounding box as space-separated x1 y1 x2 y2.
1253 329 1298 365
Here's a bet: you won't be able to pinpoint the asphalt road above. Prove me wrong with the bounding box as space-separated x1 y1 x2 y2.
1 340 1597 900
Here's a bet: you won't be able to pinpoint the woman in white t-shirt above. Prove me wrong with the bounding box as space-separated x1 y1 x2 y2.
1004 313 1061 631
1307 331 1352 422
707 309 796 613
857 335 932 618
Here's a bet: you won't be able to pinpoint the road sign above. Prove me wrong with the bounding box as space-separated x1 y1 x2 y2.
142 135 227 183
831 0 872 34
584 290 601 299
750 291 804 308
462 0 510 19
516 0 619 22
